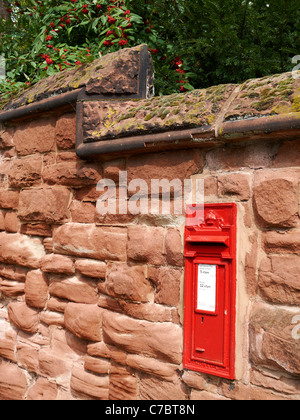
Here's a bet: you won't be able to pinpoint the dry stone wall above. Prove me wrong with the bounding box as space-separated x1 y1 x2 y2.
0 74 299 400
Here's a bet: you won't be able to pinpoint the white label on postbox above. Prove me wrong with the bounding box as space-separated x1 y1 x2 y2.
197 264 217 312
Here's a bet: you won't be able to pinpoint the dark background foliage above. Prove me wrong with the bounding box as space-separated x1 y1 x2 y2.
0 0 299 97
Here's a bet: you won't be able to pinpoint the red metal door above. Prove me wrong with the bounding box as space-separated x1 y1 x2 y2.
183 203 237 380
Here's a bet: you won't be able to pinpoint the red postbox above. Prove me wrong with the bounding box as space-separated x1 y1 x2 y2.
183 203 237 380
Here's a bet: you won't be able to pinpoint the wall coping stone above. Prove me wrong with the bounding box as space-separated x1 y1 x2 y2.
0 45 299 158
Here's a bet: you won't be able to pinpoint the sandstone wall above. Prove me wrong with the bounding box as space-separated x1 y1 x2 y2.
0 110 299 400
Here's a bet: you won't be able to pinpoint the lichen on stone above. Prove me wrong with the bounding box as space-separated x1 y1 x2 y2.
82 84 236 141
225 72 300 121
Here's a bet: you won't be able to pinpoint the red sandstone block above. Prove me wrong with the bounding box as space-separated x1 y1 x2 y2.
0 189 19 209
250 302 300 377
27 378 58 401
165 228 184 267
259 255 300 305
17 342 39 374
8 301 40 334
49 276 98 304
109 363 138 400
274 139 300 168
263 230 300 254
71 364 109 400
0 232 45 268
13 117 56 155
8 155 42 189
55 113 76 150
70 200 96 223
0 279 25 298
41 254 75 275
42 161 102 187
0 263 27 282
127 225 165 265
53 223 127 261
38 348 71 379
20 223 52 237
102 311 182 364
139 375 187 400
75 259 107 278
0 315 17 362
106 263 153 303
84 355 110 375
25 269 49 309
127 149 204 186
0 210 5 231
0 361 28 400
253 170 299 228
18 186 71 224
148 266 183 307
4 211 20 233
206 142 273 171
0 127 14 149
218 172 251 201
64 303 104 342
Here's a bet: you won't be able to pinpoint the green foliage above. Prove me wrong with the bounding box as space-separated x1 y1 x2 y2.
0 0 299 98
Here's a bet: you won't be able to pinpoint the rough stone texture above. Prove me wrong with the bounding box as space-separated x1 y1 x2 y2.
259 256 300 305
140 375 188 401
254 176 299 228
49 276 98 304
148 266 182 307
103 311 182 365
127 225 165 265
18 186 71 224
0 361 28 400
165 228 184 267
0 232 45 268
75 259 106 278
42 162 102 188
27 378 58 401
71 364 109 400
8 302 40 334
225 72 300 120
41 254 75 275
55 113 76 150
83 85 234 141
127 149 204 187
263 230 300 254
25 269 49 309
106 263 153 303
8 155 42 189
53 223 127 261
109 363 138 400
64 303 103 342
13 118 56 155
0 47 300 400
218 173 251 201
0 190 19 209
250 303 300 377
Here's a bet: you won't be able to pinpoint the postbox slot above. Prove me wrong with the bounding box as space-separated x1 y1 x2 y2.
186 235 229 246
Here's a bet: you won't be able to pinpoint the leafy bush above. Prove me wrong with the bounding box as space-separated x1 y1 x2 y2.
0 0 299 98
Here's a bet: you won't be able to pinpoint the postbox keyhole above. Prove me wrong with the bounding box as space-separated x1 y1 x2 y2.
201 317 204 324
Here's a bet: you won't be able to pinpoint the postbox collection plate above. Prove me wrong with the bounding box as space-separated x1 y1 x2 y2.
183 203 237 380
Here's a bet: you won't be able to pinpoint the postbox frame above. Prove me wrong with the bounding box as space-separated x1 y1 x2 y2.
183 203 237 380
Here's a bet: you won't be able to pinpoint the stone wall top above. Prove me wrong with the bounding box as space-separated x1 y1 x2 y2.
0 44 153 112
1 45 299 158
